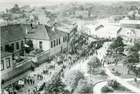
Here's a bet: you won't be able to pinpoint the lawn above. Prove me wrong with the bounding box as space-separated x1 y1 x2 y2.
101 84 134 93
114 84 134 93
127 80 140 89
108 65 137 79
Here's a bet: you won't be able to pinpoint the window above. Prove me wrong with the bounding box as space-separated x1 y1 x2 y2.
65 36 67 42
6 58 10 68
51 41 53 48
56 39 58 46
5 44 9 51
1 46 2 51
16 42 19 49
54 40 55 47
63 36 65 42
59 38 61 44
11 43 14 51
21 41 23 48
1 60 4 71
39 41 42 49
127 32 129 35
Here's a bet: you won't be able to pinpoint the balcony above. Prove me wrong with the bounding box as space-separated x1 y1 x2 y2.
13 57 32 68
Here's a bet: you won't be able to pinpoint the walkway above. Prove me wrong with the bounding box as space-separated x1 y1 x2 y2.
93 78 140 94
93 81 107 94
104 67 140 93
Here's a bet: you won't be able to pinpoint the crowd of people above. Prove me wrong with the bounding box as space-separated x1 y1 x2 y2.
3 51 83 94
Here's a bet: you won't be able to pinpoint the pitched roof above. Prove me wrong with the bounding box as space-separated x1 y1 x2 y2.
26 25 50 40
1 24 26 45
118 28 140 39
26 24 68 40
1 51 12 58
45 25 67 40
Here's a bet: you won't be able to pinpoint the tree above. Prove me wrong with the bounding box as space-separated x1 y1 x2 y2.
127 42 140 53
87 56 101 74
64 70 84 89
126 52 139 63
44 76 66 94
76 79 93 93
109 36 125 54
27 40 33 48
10 4 20 13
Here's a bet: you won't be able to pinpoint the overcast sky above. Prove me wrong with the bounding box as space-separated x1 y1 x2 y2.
0 0 139 11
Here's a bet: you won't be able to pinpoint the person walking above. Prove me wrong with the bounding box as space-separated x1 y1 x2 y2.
134 78 138 86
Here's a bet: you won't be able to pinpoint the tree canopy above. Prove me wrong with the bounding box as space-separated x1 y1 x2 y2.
76 79 93 93
10 4 20 13
44 76 66 94
87 56 101 74
64 70 84 89
109 36 125 54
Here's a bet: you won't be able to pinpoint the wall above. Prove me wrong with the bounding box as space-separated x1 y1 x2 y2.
1 39 25 54
50 37 68 56
1 55 13 80
31 39 50 51
37 51 50 64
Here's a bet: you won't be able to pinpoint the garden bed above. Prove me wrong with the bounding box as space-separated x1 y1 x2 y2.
108 66 137 79
127 80 140 89
101 85 134 93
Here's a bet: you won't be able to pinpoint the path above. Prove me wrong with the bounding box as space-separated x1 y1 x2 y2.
104 67 140 93
93 78 140 94
93 81 107 94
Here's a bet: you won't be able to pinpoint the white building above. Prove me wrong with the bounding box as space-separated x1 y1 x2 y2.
95 25 121 39
26 24 68 56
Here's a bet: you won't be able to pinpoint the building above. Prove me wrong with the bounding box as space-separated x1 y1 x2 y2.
118 28 140 45
1 51 13 81
85 24 104 36
37 15 50 25
120 20 140 29
26 23 69 56
95 25 121 39
1 24 26 54
1 24 33 88
75 11 89 18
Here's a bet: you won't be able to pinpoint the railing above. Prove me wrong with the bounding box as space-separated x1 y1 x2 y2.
36 50 50 57
27 50 50 57
13 58 32 68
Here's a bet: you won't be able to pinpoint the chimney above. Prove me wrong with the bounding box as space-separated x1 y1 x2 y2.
51 22 56 31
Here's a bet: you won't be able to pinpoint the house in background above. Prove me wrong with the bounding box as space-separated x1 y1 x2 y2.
37 15 50 25
118 28 140 46
85 24 104 36
120 20 140 29
75 11 89 18
95 25 122 39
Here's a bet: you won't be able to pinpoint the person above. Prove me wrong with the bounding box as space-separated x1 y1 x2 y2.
134 78 138 86
32 79 35 84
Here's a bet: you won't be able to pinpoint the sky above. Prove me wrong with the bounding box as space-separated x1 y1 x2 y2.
0 0 139 11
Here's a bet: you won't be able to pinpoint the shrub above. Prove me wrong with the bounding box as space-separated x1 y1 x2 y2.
99 69 106 75
107 79 118 89
64 70 84 89
101 86 114 93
